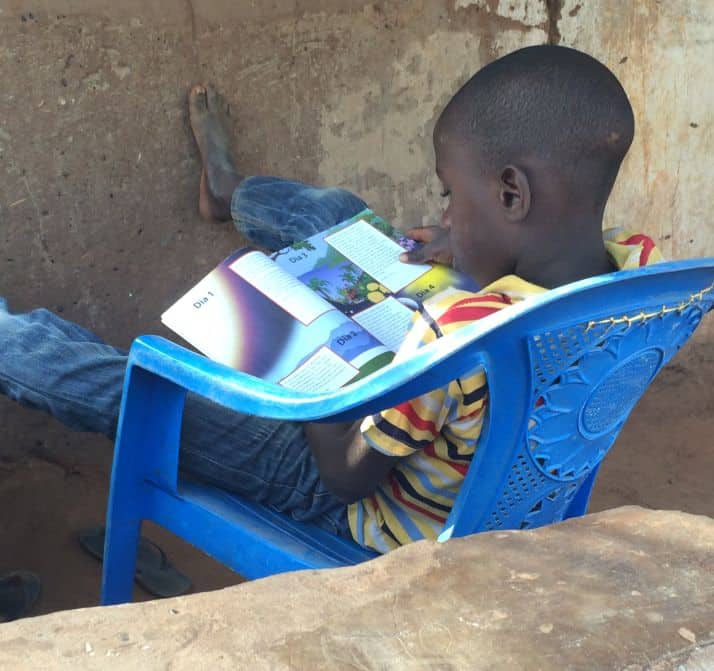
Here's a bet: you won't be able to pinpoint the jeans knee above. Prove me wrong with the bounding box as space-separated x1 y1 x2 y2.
0 306 44 343
28 307 56 323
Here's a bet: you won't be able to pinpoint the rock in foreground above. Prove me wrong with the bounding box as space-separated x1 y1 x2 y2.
0 506 712 670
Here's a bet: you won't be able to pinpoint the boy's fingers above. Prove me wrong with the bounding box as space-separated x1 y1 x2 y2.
404 226 441 242
400 226 451 264
400 240 442 263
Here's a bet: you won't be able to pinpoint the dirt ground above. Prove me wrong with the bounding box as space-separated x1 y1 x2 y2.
1 357 712 618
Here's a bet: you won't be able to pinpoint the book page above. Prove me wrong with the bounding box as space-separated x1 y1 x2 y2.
229 251 331 325
324 219 431 293
162 209 478 392
351 297 416 353
279 346 359 392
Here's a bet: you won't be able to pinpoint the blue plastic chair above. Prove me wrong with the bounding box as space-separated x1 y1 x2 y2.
101 259 714 604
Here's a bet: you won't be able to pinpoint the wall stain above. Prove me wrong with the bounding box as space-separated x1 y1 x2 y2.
545 0 563 44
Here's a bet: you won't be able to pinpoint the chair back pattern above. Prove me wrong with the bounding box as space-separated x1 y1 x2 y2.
454 280 714 536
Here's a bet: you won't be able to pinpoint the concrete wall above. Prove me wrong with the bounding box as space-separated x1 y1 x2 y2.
1 1 712 460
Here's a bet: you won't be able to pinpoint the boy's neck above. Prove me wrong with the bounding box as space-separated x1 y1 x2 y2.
512 215 615 290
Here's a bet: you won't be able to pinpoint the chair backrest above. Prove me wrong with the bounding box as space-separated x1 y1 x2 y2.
438 259 714 539
132 259 713 543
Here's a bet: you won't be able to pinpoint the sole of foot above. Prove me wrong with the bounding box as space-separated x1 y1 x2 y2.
188 84 242 222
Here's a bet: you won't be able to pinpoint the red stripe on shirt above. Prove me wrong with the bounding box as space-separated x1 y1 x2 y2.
424 444 470 476
450 293 513 307
393 401 438 435
459 406 486 420
439 305 506 325
389 478 448 523
438 294 512 326
621 234 655 266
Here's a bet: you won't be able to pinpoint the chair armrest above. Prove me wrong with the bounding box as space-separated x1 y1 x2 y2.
127 331 490 423
131 258 714 422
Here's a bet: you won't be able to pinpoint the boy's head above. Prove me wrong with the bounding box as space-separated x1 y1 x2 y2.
435 45 634 286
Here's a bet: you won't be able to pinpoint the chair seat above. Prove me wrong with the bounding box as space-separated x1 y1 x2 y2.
147 479 379 579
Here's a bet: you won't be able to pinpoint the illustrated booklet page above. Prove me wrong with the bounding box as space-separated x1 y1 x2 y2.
161 209 477 392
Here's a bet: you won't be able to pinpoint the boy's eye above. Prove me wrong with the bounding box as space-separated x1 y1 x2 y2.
440 188 451 198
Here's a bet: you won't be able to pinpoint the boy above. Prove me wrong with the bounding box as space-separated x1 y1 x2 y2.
0 45 661 555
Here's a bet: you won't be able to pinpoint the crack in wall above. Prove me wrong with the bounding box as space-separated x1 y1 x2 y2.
185 0 197 45
545 0 563 44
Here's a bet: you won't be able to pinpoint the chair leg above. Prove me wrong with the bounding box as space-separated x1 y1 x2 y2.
101 367 185 605
101 519 142 606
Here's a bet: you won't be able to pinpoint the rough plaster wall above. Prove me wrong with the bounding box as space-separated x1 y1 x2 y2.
317 22 544 227
557 0 714 352
0 1 546 461
0 1 711 463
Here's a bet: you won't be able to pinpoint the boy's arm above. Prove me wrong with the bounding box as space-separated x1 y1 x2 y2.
304 421 401 504
306 283 458 506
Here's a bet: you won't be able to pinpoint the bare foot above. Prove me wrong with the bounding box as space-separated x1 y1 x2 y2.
188 84 243 222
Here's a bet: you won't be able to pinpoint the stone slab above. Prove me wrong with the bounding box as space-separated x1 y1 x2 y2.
0 506 712 670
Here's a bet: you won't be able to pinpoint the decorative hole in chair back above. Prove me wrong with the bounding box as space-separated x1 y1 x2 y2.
579 349 662 437
482 291 712 533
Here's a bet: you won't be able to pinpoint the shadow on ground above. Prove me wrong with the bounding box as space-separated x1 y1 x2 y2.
1 360 712 617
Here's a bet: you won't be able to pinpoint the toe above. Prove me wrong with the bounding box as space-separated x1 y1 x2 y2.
188 84 208 113
207 87 230 116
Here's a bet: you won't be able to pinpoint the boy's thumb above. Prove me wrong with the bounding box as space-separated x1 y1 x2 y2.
400 247 426 264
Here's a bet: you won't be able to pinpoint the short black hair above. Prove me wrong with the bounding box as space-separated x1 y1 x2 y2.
439 45 635 208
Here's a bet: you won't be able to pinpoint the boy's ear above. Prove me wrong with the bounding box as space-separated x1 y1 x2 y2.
499 165 531 222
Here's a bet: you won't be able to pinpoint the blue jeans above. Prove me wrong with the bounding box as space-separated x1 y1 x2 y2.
0 177 367 538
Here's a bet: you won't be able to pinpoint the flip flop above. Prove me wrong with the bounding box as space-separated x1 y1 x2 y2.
78 526 192 598
0 570 42 622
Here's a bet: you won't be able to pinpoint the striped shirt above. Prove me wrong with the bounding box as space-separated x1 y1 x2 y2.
347 229 663 552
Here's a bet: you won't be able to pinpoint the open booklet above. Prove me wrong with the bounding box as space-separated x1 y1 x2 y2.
161 209 478 393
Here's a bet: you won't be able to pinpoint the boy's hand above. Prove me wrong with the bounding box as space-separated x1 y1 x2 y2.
399 226 453 266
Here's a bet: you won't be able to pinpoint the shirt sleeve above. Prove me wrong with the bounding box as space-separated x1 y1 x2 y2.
360 308 455 457
360 290 514 457
359 293 471 457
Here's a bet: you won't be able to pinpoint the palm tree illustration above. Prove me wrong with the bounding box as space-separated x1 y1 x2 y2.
307 277 332 301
